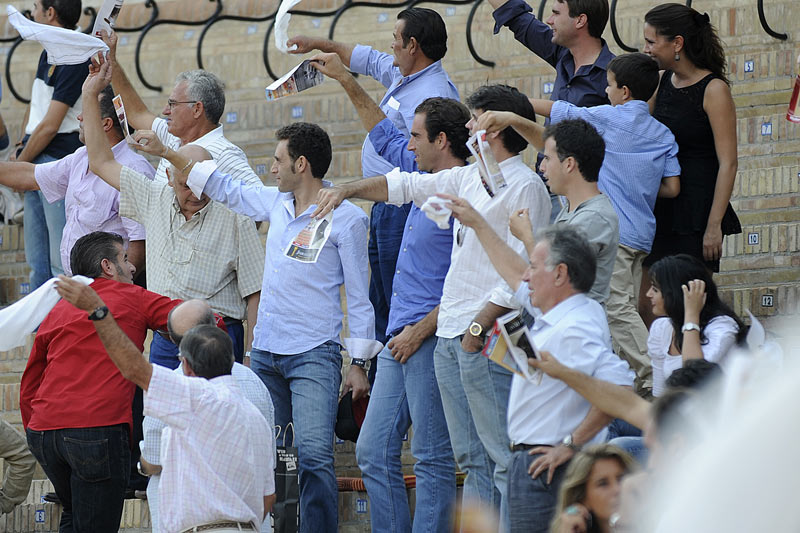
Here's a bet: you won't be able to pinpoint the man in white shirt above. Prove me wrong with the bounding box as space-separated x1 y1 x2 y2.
54 277 275 533
505 226 633 533
139 299 275 533
313 84 551 526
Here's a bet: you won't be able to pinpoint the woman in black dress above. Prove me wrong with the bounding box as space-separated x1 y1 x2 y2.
638 3 740 326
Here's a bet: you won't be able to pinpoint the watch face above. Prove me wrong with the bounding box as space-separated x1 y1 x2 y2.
469 323 482 336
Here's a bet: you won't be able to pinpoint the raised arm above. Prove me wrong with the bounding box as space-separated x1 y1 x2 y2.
83 57 122 190
286 36 354 67
310 53 385 132
529 98 554 117
101 31 157 131
530 351 651 430
476 110 545 151
55 276 153 390
312 176 389 219
442 194 527 293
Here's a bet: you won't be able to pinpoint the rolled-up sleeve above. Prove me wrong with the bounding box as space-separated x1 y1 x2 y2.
369 118 417 172
34 154 73 203
385 165 464 206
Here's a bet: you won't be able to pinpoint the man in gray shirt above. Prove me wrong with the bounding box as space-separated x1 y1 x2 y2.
448 117 618 305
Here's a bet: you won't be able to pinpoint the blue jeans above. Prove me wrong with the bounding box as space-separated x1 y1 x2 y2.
250 341 342 533
24 153 66 290
149 321 245 369
368 202 412 345
609 436 649 466
356 336 455 533
433 336 512 528
508 450 567 533
26 424 129 533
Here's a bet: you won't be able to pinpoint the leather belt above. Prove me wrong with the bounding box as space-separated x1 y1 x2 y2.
510 443 552 452
180 521 256 532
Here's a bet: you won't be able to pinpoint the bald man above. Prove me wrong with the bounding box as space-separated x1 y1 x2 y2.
140 299 275 532
81 59 264 368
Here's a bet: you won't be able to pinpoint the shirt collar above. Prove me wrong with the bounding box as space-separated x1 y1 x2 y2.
620 99 650 113
498 154 523 168
398 60 444 86
172 196 213 219
536 293 589 327
281 179 334 217
110 138 130 156
563 40 614 74
191 124 224 146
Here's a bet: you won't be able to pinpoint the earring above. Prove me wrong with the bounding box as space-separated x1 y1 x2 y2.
674 52 680 61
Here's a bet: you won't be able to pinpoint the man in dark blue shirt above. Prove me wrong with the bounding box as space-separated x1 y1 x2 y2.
490 0 614 219
311 53 471 532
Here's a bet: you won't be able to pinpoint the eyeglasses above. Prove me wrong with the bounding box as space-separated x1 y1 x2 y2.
166 100 198 110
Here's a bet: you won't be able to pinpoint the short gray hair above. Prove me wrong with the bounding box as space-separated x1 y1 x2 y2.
536 225 596 294
179 325 234 379
175 70 226 125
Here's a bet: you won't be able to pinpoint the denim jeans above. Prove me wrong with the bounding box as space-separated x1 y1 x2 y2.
250 341 342 533
26 424 130 533
508 450 567 533
356 336 455 533
433 336 512 528
368 202 412 345
24 153 66 290
609 436 649 466
149 321 245 369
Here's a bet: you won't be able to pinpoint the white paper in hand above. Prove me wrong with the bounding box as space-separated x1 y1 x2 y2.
0 275 93 351
275 0 303 53
7 6 108 65
420 197 453 230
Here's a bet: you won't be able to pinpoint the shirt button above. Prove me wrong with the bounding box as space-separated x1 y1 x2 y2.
403 248 407 252
396 269 400 274
393 292 397 296
408 226 412 230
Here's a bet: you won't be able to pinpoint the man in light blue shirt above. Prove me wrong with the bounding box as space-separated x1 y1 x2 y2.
164 123 380 533
289 8 459 345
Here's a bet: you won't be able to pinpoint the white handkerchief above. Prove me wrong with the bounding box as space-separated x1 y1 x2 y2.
7 6 108 65
275 0 302 53
420 197 452 230
0 275 93 351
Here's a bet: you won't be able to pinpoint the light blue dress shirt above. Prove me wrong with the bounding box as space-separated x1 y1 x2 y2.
187 165 379 360
349 44 459 177
550 99 681 253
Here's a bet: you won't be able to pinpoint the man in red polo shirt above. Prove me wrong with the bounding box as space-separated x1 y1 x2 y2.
20 231 180 532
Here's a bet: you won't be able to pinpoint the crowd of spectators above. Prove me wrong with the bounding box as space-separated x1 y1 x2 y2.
0 0 754 532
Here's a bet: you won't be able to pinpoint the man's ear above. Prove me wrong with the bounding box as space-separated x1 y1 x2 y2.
407 36 419 55
621 85 632 101
102 116 116 134
294 155 308 174
554 262 569 287
563 155 577 174
193 102 205 120
435 131 448 149
99 257 115 278
574 13 588 30
182 359 197 377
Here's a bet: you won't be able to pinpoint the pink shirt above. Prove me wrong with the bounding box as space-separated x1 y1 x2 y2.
35 139 155 275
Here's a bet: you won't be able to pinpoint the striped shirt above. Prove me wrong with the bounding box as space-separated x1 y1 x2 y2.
151 117 261 186
119 166 264 319
550 100 681 253
386 155 551 338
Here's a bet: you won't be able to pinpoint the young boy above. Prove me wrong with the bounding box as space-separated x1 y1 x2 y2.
476 53 680 397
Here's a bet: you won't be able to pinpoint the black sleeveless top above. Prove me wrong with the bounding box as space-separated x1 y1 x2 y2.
652 70 720 235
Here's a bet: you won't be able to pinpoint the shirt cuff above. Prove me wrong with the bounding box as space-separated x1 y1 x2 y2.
187 159 218 199
368 118 395 152
343 338 383 361
489 285 520 310
550 100 571 123
385 167 408 206
492 0 532 34
348 44 372 76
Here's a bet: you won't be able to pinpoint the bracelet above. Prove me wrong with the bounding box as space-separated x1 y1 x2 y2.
180 159 194 173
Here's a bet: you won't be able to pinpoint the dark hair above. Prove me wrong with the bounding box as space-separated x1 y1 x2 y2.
644 3 729 84
98 85 124 140
665 359 722 390
41 0 82 29
69 231 123 277
537 225 597 294
168 304 215 347
466 85 536 154
275 122 332 179
414 97 471 162
542 119 605 182
607 53 660 101
649 254 746 351
179 325 234 379
558 0 609 39
397 8 448 62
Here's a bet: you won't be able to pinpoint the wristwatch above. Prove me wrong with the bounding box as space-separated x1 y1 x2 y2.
561 434 581 451
88 306 109 321
468 321 485 338
681 322 701 334
351 358 371 372
137 461 151 478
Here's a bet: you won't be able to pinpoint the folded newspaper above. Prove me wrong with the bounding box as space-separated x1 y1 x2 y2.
92 0 124 38
482 310 542 383
283 212 333 263
265 60 325 101
112 94 137 144
467 130 507 198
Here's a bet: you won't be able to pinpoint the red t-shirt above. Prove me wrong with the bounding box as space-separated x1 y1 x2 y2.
20 278 180 431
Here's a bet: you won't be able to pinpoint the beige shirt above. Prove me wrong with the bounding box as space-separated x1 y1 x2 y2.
119 166 264 319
